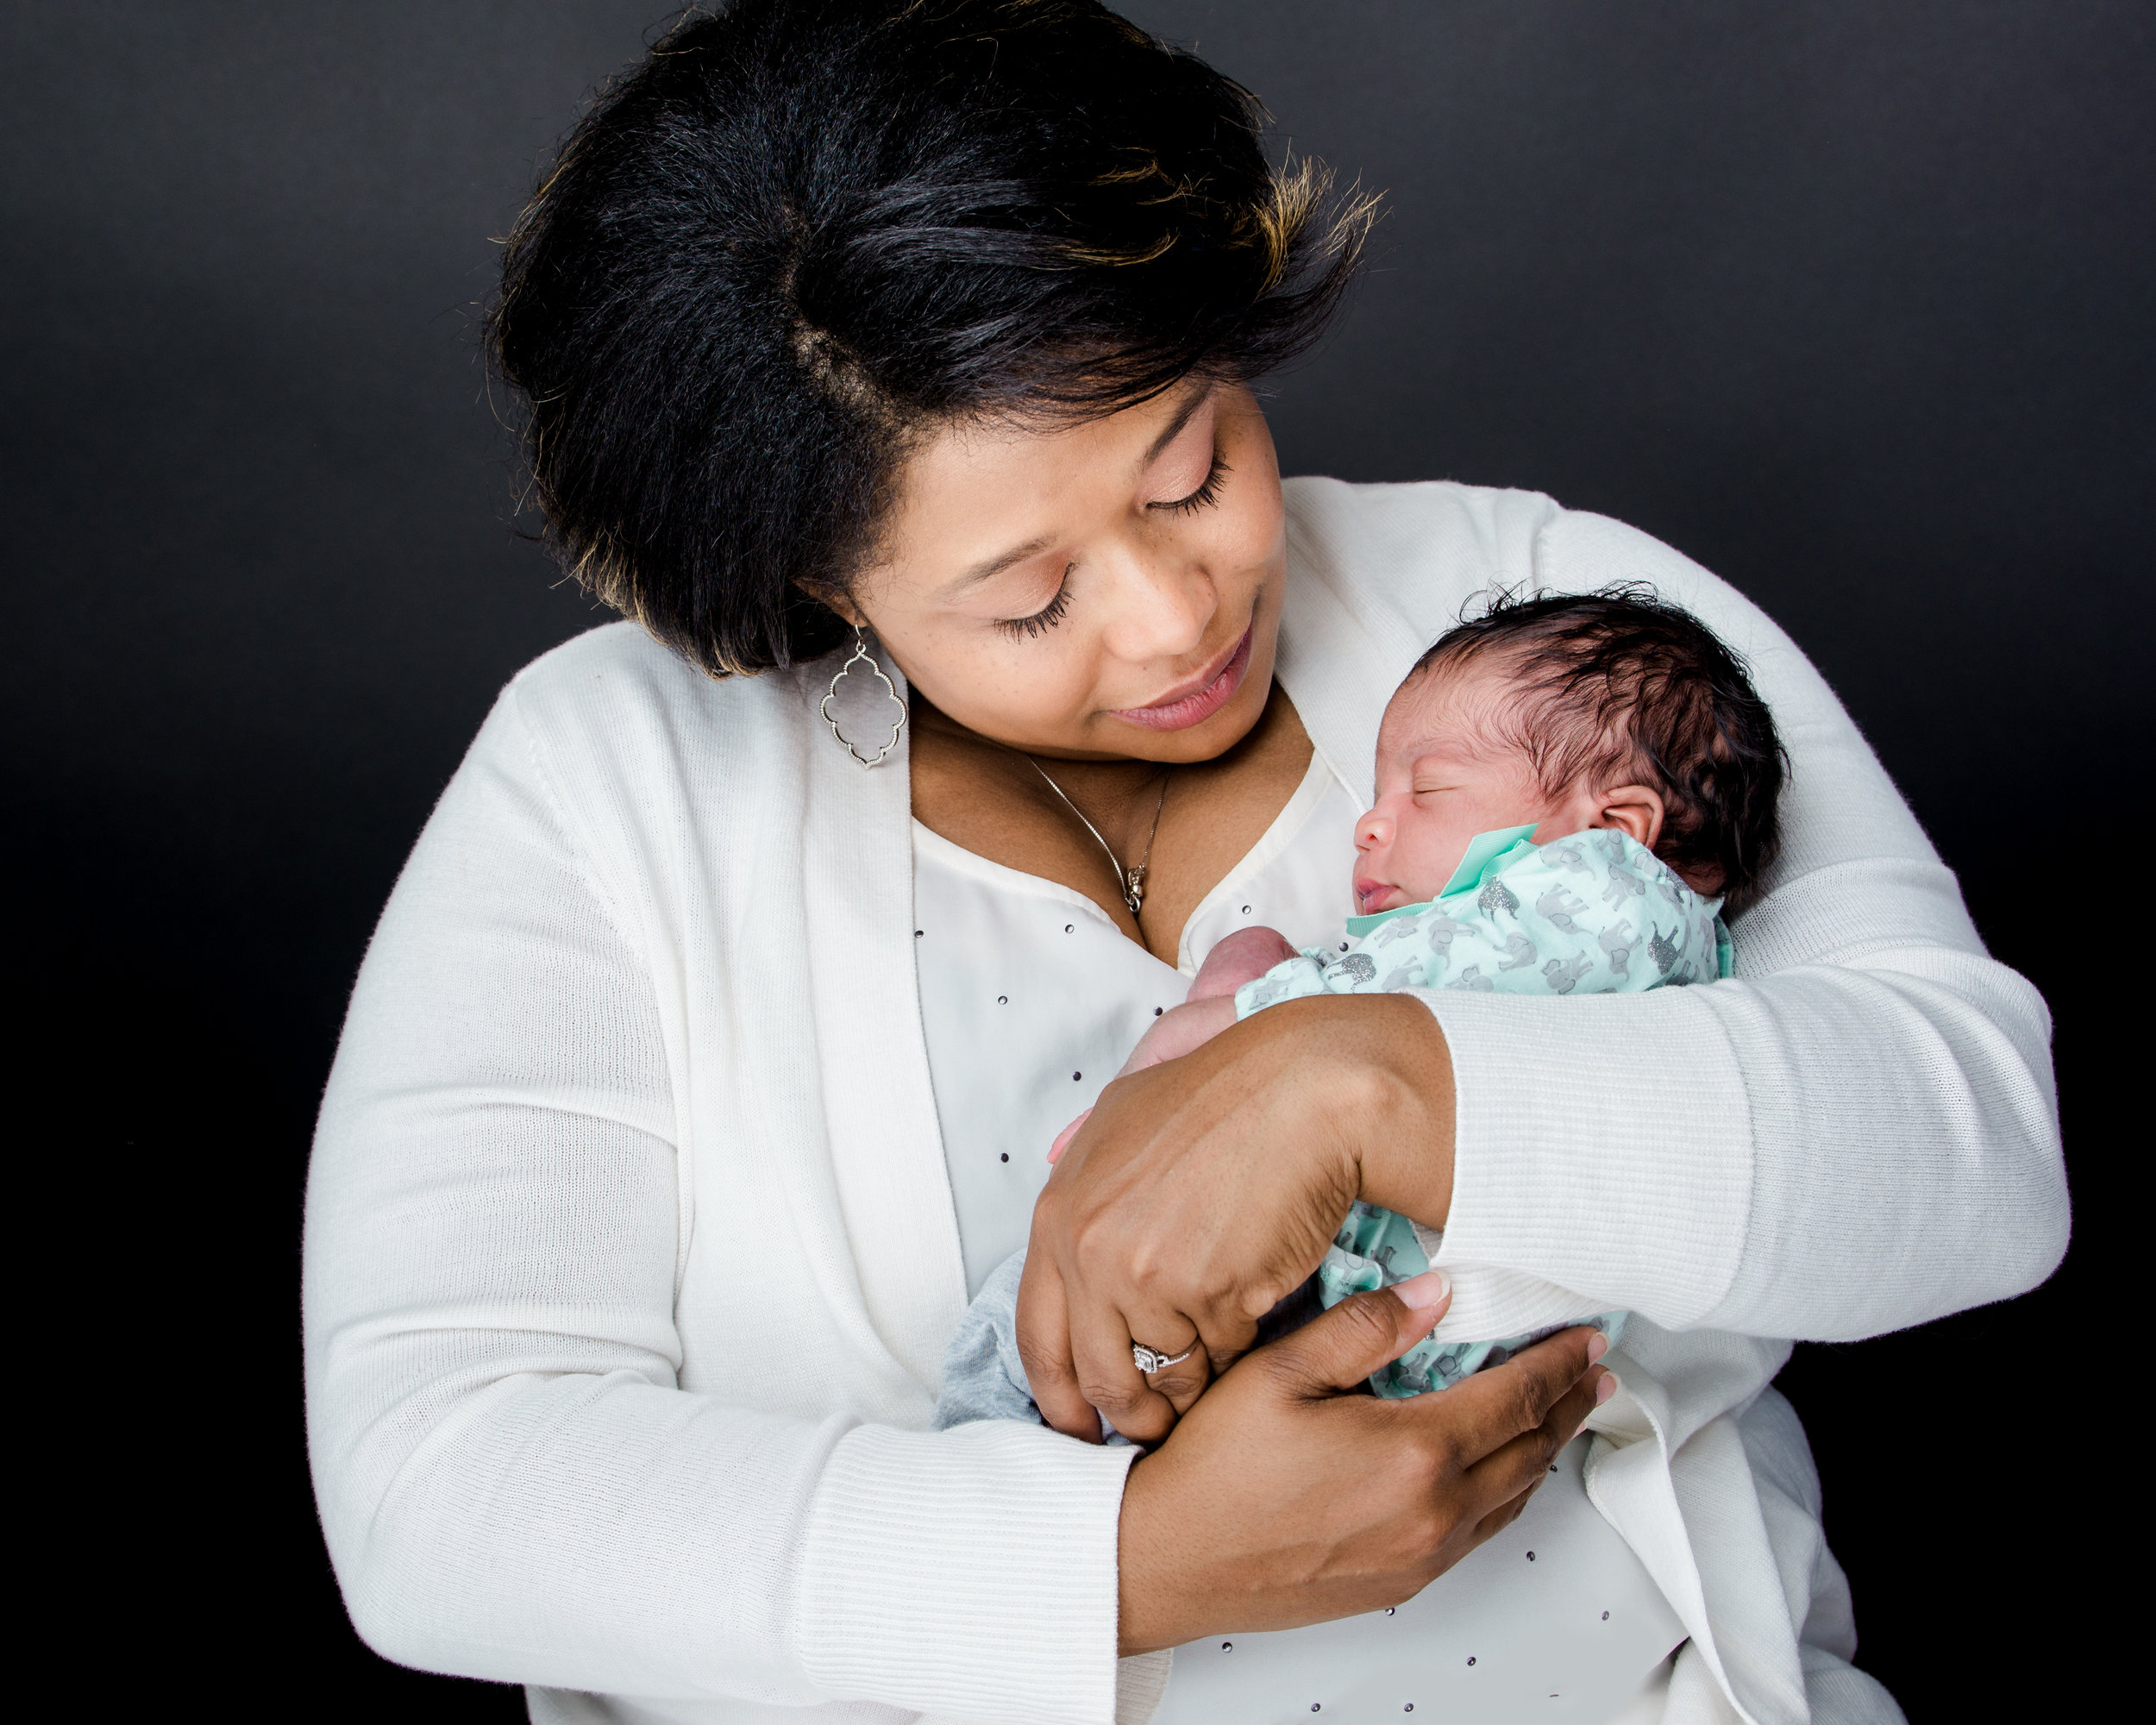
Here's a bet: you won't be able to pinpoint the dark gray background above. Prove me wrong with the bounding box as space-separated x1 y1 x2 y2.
7 3 2145 1716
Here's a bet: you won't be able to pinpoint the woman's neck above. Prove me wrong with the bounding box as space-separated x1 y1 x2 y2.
908 685 1315 963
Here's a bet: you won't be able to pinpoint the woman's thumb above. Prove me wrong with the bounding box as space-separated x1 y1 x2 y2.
1269 1270 1451 1394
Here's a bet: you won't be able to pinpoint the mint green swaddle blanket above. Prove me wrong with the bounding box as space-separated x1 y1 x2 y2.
1232 825 1732 1397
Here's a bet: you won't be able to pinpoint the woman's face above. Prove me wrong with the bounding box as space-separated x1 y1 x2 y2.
846 379 1287 762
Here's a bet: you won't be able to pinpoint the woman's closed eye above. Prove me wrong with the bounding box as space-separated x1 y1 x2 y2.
1150 451 1230 517
995 564 1076 640
990 441 1226 641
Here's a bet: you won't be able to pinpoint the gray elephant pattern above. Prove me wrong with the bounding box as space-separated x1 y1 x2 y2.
1648 925 1681 978
1536 885 1593 934
1542 838 1594 876
1543 953 1595 994
1221 828 1723 1400
1477 875 1520 919
935 828 1714 1433
1237 827 1727 1013
1314 1201 1628 1401
1601 860 1646 908
1497 932 1539 972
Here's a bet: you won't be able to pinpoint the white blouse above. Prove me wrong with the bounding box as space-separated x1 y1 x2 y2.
304 480 2045 1725
912 750 1688 1721
914 748 1358 1296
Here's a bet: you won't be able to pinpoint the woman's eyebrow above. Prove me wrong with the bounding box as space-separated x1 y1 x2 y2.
943 534 1056 596
1141 381 1213 468
939 385 1213 597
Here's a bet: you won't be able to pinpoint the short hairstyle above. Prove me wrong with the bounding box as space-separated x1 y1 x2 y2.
1412 587 1787 910
487 0 1375 676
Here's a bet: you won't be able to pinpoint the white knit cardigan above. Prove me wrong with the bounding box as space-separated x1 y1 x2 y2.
304 480 2066 1725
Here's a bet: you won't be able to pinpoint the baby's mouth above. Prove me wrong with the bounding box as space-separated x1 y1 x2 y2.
1354 878 1403 914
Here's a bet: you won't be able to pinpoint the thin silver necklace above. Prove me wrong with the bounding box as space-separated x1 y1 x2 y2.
1023 756 1170 915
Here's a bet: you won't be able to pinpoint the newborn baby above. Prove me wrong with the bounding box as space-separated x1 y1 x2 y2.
937 586 1784 1429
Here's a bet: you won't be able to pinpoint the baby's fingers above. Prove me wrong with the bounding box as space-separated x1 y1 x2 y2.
1046 1109 1092 1164
1117 997 1238 1076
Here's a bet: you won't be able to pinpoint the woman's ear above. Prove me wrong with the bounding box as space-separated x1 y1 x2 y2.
1586 784 1666 852
798 580 866 629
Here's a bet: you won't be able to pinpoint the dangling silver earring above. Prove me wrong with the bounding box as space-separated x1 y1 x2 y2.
820 626 906 767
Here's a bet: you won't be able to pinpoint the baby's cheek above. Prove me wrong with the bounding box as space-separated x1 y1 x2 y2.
1393 808 1473 899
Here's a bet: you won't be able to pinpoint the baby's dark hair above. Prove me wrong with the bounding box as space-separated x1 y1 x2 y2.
1411 586 1786 911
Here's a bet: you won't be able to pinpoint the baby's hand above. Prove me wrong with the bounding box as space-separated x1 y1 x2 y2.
1188 925 1299 1000
1120 994 1239 1076
1046 928 1297 1164
1046 995 1242 1164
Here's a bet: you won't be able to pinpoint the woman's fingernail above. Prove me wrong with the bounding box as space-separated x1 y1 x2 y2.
1586 1331 1608 1364
1595 1371 1620 1405
1395 1270 1451 1312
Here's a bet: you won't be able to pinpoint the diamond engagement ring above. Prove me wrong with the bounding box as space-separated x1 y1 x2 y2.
1131 1340 1195 1375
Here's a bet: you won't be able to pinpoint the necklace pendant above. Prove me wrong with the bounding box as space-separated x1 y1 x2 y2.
1124 867 1146 914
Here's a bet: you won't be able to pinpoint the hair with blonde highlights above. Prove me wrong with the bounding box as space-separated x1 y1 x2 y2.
489 0 1376 675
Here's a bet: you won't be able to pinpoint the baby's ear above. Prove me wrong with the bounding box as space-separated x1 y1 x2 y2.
1587 784 1666 852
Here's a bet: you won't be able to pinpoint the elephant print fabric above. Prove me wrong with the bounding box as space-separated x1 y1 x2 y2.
1232 827 1730 1013
1316 1201 1629 1397
1232 825 1726 1400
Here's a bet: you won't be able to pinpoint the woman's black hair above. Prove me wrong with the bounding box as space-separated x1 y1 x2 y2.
487 0 1375 675
1413 587 1788 911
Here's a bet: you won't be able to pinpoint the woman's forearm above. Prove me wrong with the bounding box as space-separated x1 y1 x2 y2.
1302 839 2062 1342
1393 504 2070 1339
1416 927 2064 1338
311 1319 1136 1717
1313 993 1460 1231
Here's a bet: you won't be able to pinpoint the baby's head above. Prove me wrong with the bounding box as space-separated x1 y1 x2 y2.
1354 588 1785 916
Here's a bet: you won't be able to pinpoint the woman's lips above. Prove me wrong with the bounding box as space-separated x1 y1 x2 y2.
1108 627 1254 732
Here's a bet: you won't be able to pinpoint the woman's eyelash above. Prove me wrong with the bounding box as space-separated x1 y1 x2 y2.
991 453 1224 641
1153 452 1230 516
996 566 1075 640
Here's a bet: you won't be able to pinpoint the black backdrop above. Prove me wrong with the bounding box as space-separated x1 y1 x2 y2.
8 3 2147 1716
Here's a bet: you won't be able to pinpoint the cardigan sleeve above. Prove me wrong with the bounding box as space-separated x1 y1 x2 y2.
1414 507 2068 1337
303 684 1138 1721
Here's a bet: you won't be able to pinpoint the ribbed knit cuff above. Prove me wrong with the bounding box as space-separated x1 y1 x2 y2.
1407 985 1755 1327
794 1419 1139 1725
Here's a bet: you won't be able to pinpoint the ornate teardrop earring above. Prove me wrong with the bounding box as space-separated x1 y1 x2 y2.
819 626 907 767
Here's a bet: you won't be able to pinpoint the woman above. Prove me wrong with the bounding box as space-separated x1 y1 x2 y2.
304 5 2065 1722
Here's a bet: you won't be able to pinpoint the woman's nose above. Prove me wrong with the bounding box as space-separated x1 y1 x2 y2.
1103 540 1214 663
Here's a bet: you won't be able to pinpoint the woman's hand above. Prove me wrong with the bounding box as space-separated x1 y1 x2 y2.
1117 1276 1614 1653
1017 992 1457 1444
